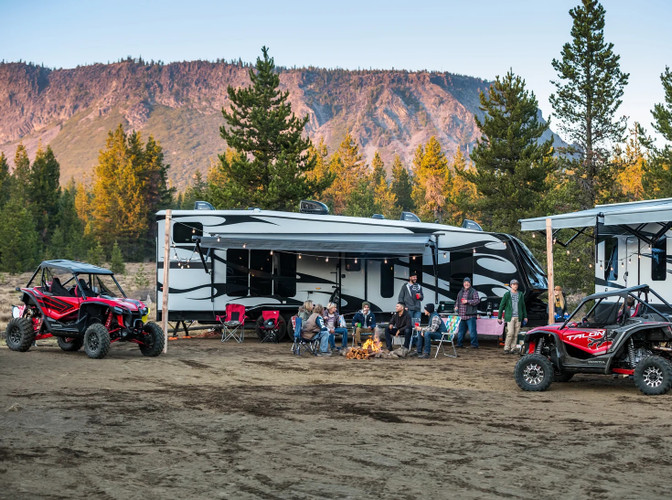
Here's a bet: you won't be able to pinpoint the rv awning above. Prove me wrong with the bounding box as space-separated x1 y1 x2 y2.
519 198 672 231
197 233 434 255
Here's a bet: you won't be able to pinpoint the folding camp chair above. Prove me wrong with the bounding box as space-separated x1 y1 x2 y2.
216 303 247 343
290 316 319 356
256 310 285 343
433 315 460 358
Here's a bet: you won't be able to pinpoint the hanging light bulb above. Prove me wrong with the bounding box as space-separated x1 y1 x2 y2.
325 256 329 262
443 252 447 259
412 256 416 260
472 248 476 254
242 243 247 249
384 258 388 264
354 258 358 264
589 263 593 268
566 250 570 255
576 258 580 262
532 233 536 238
270 250 274 255
217 237 221 243
298 254 302 260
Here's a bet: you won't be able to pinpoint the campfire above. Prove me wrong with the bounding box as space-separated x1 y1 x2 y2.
345 337 383 359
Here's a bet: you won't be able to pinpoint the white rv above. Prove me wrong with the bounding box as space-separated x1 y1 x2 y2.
520 198 672 306
156 203 549 338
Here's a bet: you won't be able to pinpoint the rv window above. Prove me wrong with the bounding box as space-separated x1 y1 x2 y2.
410 255 422 282
276 252 297 297
250 250 273 296
173 222 203 244
380 261 394 298
604 237 618 281
652 236 667 281
226 249 248 297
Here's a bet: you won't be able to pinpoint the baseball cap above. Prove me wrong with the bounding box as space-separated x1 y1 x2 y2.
463 277 471 283
510 279 519 285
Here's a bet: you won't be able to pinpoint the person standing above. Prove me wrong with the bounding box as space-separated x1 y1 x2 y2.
498 279 528 354
385 302 412 355
398 271 423 326
455 277 480 348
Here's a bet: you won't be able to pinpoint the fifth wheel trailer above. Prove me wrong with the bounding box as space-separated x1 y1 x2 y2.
156 206 549 338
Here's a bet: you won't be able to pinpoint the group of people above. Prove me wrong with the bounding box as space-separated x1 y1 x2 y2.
295 271 537 358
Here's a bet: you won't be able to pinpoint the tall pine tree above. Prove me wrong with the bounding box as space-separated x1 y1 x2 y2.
643 66 672 198
215 46 320 210
29 145 61 245
411 137 450 223
550 0 629 208
390 154 413 216
464 70 554 235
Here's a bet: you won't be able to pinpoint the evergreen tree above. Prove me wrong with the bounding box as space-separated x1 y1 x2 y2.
216 46 319 210
412 137 450 223
443 148 480 227
52 180 89 260
464 70 555 235
29 145 61 245
550 0 629 208
612 124 647 202
110 241 126 274
0 152 10 208
179 171 209 209
643 66 672 198
390 154 413 215
324 132 369 214
0 190 39 272
13 144 31 199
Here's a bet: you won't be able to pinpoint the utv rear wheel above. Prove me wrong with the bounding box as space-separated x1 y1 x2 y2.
5 317 35 352
139 322 164 357
57 336 83 352
515 354 553 392
84 323 110 359
634 355 672 395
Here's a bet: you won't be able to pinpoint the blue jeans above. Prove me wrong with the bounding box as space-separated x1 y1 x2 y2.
328 327 349 349
457 317 478 347
417 331 442 355
314 330 330 353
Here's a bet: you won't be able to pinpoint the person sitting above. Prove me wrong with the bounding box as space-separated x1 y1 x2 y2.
553 285 568 322
385 302 412 356
324 302 349 351
414 303 445 359
302 303 331 356
352 301 377 347
297 300 314 325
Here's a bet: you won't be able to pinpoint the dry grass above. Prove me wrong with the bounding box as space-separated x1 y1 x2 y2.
0 262 156 328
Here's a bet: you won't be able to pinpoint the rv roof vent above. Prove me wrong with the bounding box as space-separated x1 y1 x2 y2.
400 211 421 222
300 200 329 215
461 219 483 231
194 201 215 210
372 214 385 219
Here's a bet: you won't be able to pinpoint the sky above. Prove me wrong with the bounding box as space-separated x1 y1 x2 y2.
3 0 671 145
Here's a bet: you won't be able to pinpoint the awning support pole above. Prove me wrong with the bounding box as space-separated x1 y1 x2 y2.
161 209 171 353
546 217 555 326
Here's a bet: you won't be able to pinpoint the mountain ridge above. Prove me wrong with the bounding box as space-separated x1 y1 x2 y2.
0 60 555 189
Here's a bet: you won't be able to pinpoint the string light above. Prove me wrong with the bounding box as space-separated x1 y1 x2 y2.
566 250 570 255
354 258 357 264
270 250 273 256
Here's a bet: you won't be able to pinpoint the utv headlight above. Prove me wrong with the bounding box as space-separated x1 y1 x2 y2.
12 305 20 318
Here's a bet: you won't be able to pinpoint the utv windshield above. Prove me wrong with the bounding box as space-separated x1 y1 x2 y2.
78 274 126 298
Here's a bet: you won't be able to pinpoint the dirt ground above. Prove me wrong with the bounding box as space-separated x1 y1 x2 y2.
2 333 672 500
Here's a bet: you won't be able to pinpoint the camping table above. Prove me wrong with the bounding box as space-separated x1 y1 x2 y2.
476 317 506 338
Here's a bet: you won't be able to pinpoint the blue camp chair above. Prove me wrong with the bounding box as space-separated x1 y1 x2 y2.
290 316 319 356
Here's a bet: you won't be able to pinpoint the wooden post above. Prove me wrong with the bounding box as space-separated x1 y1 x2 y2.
546 217 555 325
161 210 171 354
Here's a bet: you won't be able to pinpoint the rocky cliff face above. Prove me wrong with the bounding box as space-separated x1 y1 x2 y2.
0 60 532 189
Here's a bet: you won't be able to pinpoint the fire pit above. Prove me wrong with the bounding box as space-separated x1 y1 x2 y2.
345 337 383 359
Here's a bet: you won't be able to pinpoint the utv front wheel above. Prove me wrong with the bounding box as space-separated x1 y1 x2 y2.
634 355 672 395
515 354 553 392
84 323 111 359
139 322 164 357
57 336 83 352
5 317 35 352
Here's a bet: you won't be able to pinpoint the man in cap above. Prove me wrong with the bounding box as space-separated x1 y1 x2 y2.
497 279 528 354
398 271 424 334
455 277 480 348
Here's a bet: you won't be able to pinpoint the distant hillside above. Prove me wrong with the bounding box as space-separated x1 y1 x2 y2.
0 60 559 190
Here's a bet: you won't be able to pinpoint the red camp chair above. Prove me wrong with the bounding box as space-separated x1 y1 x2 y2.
216 304 247 343
256 310 285 343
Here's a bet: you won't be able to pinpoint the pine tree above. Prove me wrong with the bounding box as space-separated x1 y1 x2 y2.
643 66 672 198
550 0 629 208
110 241 126 274
0 190 39 272
612 124 647 202
443 148 480 227
13 144 31 199
390 154 413 215
29 145 61 245
0 152 10 208
324 132 369 214
411 137 449 223
216 46 319 210
464 70 555 235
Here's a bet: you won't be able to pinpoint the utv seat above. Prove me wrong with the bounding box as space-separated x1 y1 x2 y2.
50 277 70 296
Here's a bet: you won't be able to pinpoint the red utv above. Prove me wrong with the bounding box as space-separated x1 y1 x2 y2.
5 260 164 359
515 285 672 395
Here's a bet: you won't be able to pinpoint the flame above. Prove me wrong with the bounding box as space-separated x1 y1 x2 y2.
346 336 383 359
